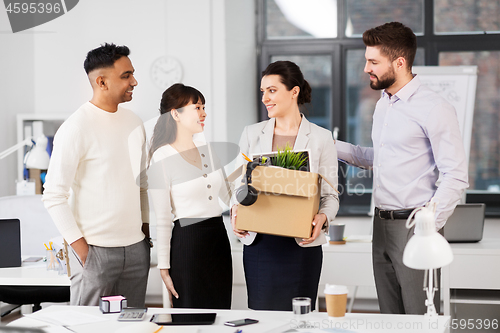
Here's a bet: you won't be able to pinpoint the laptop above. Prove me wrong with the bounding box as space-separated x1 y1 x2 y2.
444 204 485 243
0 218 22 268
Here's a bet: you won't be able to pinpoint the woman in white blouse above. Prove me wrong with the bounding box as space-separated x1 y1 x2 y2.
148 83 232 309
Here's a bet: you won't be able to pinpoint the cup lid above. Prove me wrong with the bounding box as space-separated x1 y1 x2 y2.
324 284 348 294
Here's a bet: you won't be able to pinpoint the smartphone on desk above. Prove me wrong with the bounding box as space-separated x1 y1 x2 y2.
224 318 259 327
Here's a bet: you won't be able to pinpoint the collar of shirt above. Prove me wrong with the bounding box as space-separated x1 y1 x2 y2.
382 74 420 103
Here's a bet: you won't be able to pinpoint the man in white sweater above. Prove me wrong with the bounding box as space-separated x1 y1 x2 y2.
43 43 150 307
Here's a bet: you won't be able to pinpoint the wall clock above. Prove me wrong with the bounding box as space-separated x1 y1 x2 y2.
151 56 183 89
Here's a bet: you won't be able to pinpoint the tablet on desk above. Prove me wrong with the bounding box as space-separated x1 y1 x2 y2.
150 313 216 325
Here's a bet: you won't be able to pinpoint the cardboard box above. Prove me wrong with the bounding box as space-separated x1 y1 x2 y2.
235 165 322 239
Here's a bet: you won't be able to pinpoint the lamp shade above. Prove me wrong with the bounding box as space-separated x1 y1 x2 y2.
25 135 50 169
403 207 454 270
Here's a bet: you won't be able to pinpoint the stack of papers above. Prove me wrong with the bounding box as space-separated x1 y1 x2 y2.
27 310 108 326
26 310 199 333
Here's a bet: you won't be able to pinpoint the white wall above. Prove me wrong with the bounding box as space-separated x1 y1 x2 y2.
0 0 257 197
0 17 35 196
225 0 258 143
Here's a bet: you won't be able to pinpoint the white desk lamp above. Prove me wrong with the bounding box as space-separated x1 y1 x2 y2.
403 201 454 316
0 135 50 169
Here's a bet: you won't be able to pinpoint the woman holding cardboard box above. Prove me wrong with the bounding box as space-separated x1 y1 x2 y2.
231 60 340 311
148 83 233 309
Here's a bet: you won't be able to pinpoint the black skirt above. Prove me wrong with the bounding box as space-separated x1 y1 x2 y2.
243 233 323 311
169 216 232 309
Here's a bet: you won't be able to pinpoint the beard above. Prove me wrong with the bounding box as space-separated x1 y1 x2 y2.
368 67 396 90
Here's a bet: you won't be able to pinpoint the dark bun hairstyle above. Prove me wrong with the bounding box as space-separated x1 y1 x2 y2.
262 60 311 105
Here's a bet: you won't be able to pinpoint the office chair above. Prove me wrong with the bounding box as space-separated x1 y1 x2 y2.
0 286 70 315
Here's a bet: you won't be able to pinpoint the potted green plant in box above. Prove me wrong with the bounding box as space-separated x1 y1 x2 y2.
269 143 309 171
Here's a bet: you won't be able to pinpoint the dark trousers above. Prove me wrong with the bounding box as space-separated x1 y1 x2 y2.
244 234 322 311
372 214 441 314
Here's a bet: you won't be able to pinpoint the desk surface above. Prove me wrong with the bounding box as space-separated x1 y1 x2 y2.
0 261 70 286
322 237 500 254
449 238 500 255
323 241 373 253
8 305 450 333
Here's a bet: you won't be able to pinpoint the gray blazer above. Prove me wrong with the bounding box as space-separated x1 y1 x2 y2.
236 115 339 247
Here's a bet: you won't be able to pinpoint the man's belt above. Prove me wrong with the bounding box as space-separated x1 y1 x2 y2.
375 207 417 220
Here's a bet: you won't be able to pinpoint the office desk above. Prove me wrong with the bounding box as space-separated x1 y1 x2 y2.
0 262 70 287
442 238 500 316
319 238 500 317
319 238 500 316
320 241 375 287
8 305 451 333
0 261 70 320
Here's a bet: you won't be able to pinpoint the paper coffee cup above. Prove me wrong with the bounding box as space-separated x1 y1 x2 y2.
324 284 348 317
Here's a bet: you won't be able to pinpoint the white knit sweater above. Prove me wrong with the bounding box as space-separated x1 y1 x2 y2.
43 102 149 247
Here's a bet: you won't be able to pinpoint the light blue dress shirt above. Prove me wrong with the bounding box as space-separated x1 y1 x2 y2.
336 75 469 228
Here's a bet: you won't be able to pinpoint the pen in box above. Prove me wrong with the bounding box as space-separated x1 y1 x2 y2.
241 152 252 162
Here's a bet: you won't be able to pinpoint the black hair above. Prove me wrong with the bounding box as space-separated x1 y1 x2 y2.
262 60 312 105
148 83 206 164
83 43 130 74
